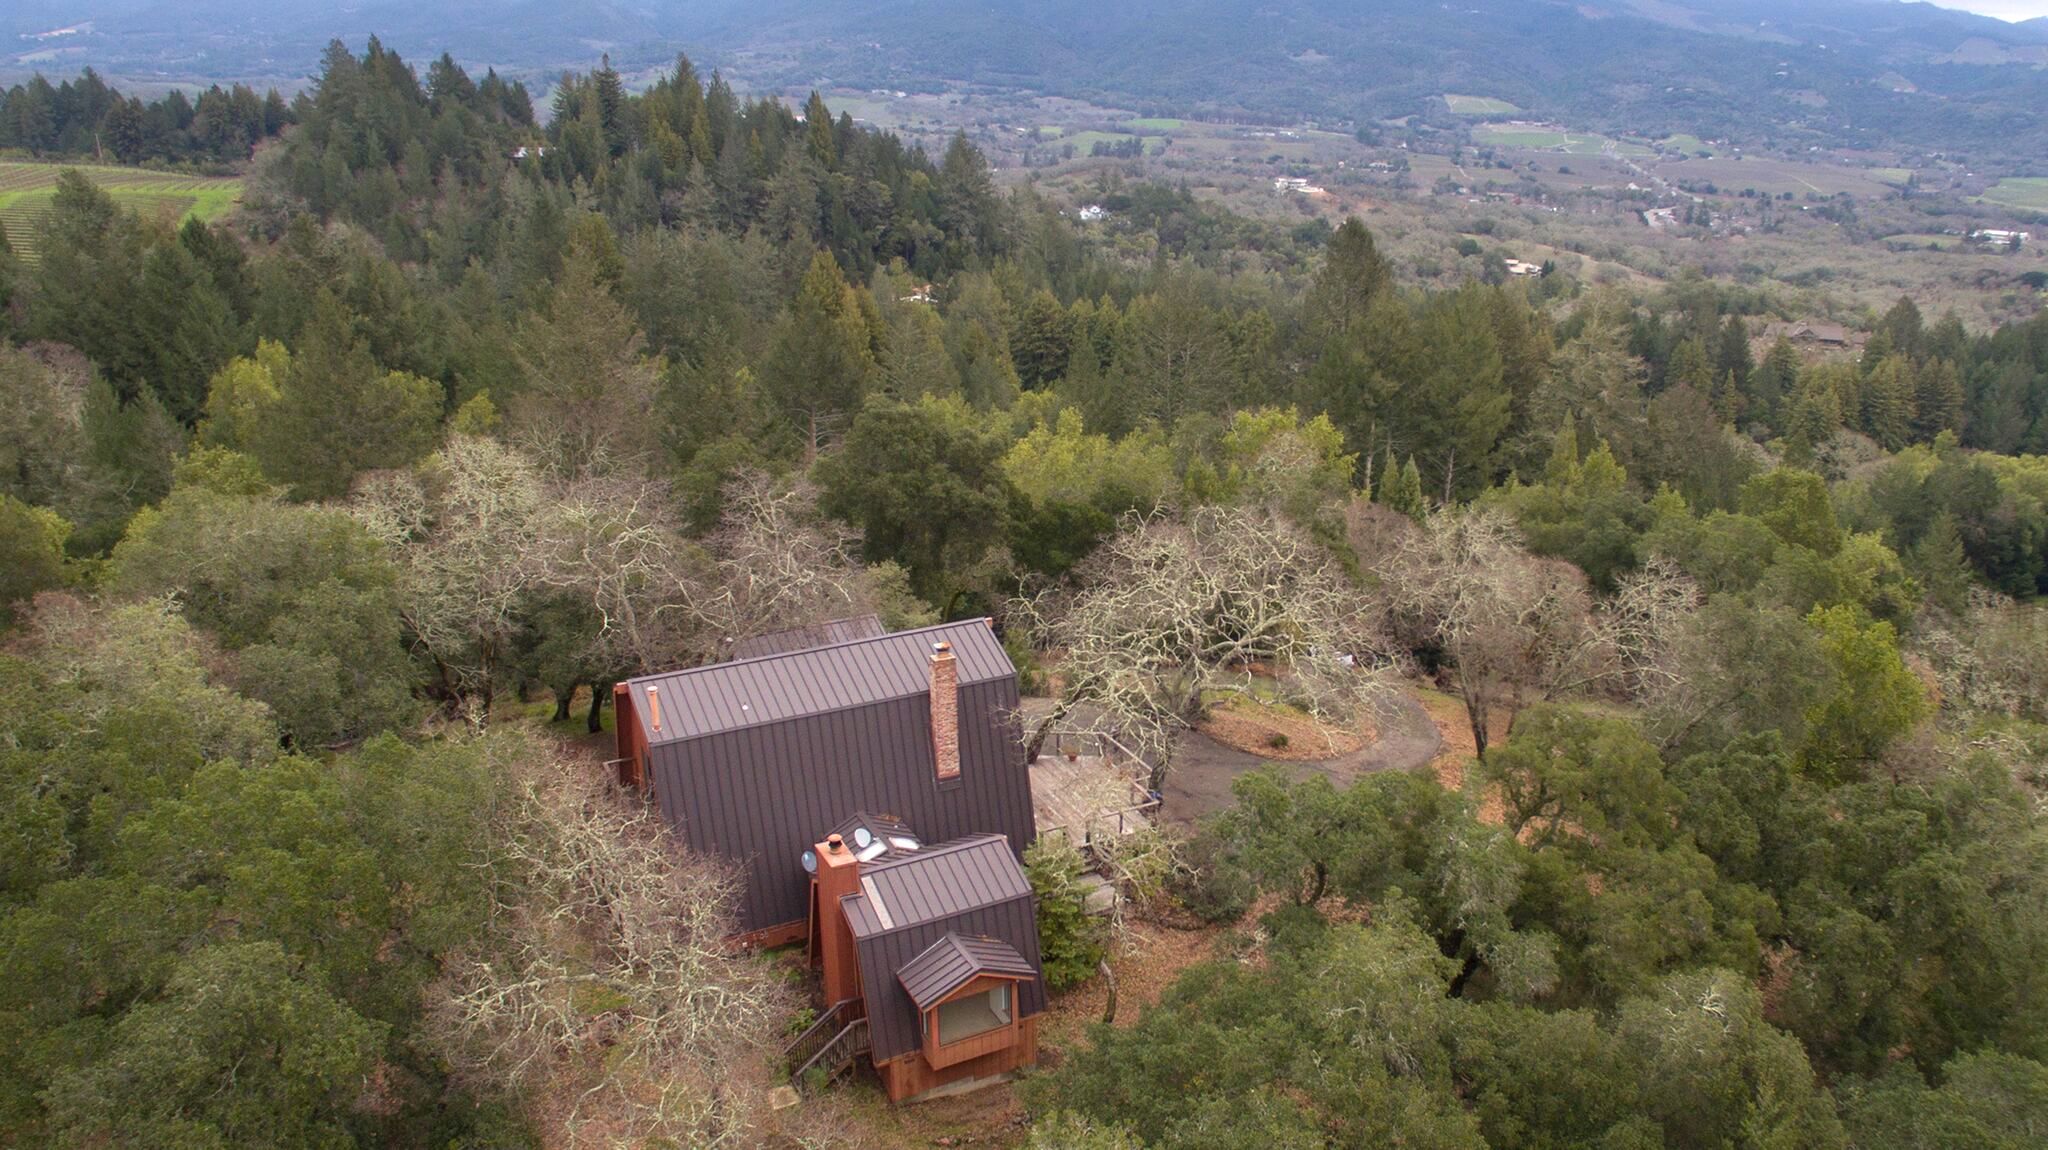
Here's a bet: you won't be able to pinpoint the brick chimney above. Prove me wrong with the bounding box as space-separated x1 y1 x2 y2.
930 641 960 782
812 833 863 1006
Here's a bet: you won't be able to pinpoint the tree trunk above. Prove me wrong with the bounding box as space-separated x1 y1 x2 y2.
553 688 573 724
1465 687 1490 757
587 681 609 733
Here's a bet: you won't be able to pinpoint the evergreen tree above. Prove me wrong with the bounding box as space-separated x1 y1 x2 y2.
1750 337 1801 430
252 294 440 499
1861 355 1917 451
1911 358 1964 442
1305 216 1392 341
762 251 876 458
1715 313 1752 396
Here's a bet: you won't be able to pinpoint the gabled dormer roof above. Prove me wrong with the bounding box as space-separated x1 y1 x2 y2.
897 933 1037 1009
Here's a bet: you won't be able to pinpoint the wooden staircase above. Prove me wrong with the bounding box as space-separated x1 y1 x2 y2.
784 999 871 1093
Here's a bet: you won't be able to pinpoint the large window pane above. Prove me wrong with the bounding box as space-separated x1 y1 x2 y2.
935 984 1013 1044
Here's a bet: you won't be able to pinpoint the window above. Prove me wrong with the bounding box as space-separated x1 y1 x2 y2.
935 983 1012 1045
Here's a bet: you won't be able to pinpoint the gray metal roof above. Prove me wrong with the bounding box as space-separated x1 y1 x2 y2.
841 834 1031 938
626 618 1012 746
896 933 1038 1009
727 614 885 660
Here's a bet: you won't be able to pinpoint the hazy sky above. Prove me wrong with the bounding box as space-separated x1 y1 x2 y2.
1918 0 2048 19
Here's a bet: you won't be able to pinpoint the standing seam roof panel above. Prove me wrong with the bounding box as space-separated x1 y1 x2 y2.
624 620 1011 744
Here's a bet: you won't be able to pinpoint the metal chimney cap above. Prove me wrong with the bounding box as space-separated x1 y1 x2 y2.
932 641 952 654
826 833 845 852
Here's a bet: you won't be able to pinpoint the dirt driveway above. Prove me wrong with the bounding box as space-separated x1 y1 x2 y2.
1156 690 1442 822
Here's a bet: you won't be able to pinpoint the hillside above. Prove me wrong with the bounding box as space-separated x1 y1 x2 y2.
8 1 2048 164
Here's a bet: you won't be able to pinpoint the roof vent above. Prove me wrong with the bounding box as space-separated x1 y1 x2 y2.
646 685 661 732
826 833 845 853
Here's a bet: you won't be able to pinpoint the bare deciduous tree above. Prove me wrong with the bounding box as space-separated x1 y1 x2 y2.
698 468 885 648
1602 556 1701 701
354 436 550 721
428 732 787 1148
1016 506 1390 791
1377 507 1615 755
531 472 709 674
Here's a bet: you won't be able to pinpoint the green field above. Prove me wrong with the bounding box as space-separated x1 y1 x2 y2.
1445 94 1522 115
1658 134 1713 156
1064 130 1167 156
1980 177 2048 212
1472 124 1652 157
0 162 242 262
1871 167 1916 188
1124 117 1185 131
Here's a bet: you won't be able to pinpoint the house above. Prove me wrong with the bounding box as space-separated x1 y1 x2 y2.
1076 204 1107 222
509 145 549 161
1503 258 1544 277
725 614 885 660
1972 229 2030 248
805 824 1047 1100
899 283 937 304
610 619 1035 944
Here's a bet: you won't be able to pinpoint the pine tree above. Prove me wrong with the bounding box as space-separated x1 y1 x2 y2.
1860 355 1916 451
1379 454 1427 519
1305 216 1392 341
1911 358 1964 442
763 252 876 458
1715 314 1752 396
1750 338 1801 431
1911 511 1971 615
1666 335 1715 394
592 54 627 158
803 91 836 167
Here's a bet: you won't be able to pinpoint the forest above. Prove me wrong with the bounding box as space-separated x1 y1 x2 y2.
1 40 2046 1149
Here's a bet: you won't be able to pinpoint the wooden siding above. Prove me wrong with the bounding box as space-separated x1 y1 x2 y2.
879 1016 1038 1102
922 974 1028 1069
647 677 1033 934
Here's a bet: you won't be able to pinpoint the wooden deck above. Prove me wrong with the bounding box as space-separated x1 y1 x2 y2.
1029 753 1154 844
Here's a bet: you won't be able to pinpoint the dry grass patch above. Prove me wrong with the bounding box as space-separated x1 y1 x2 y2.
1196 694 1372 760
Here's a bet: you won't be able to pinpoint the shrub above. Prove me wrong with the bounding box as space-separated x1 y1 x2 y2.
1166 829 1255 924
1026 835 1106 990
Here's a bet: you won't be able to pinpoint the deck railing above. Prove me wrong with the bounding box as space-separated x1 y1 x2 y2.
791 1017 870 1093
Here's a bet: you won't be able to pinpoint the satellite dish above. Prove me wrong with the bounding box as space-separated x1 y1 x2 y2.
852 827 874 850
800 849 818 874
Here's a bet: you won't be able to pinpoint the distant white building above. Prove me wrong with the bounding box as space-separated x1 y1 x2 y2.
1503 258 1544 277
1972 229 2030 247
1077 204 1107 222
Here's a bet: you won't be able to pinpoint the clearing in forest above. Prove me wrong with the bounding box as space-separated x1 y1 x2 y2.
1444 94 1521 115
0 161 242 263
1979 177 2048 212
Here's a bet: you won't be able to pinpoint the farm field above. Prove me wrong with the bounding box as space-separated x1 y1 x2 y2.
1124 117 1184 130
0 162 241 261
1060 130 1167 156
1444 94 1521 115
1471 124 1652 156
1980 177 2048 212
1651 155 1900 198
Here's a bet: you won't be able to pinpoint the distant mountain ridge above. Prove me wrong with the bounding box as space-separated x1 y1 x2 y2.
6 0 2047 162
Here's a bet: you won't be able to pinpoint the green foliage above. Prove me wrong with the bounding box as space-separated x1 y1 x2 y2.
1025 835 1106 991
110 481 416 745
0 495 68 626
1839 1053 2048 1150
0 598 501 1143
816 395 1013 607
1030 908 1838 1150
246 295 441 500
1797 605 1929 780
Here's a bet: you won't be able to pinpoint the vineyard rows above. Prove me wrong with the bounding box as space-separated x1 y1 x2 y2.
0 162 242 263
